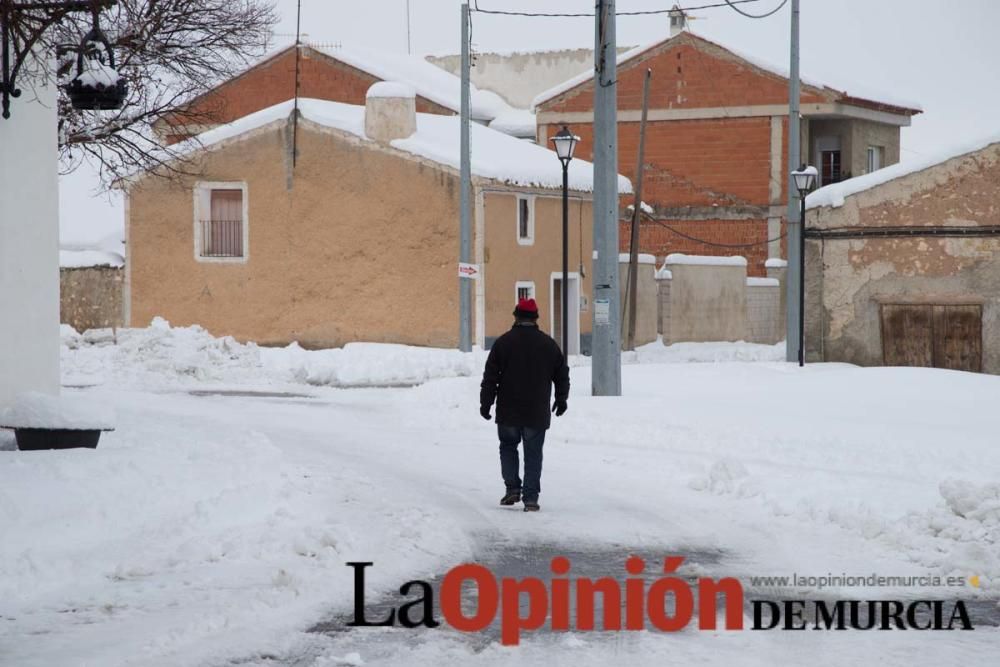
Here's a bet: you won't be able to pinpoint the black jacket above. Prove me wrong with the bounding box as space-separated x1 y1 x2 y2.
480 322 570 429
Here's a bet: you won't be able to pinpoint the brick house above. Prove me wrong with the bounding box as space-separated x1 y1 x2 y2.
125 86 630 352
804 133 1000 374
155 43 512 145
533 29 921 276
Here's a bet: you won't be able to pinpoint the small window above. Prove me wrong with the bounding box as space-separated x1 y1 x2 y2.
516 196 534 245
195 182 247 262
515 281 535 303
866 146 884 174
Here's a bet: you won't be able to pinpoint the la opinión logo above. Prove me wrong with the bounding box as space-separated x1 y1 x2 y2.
347 556 976 645
347 556 742 645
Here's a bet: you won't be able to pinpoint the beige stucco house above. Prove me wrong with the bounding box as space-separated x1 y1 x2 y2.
124 87 630 352
804 133 1000 374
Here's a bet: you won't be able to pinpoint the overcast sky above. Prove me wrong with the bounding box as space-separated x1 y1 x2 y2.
61 0 1000 244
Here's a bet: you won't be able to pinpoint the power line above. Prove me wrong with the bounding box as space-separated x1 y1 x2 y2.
470 0 772 18
643 215 787 249
722 0 788 18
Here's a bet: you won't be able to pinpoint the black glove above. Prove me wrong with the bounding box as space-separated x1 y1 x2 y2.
480 405 492 420
552 400 567 417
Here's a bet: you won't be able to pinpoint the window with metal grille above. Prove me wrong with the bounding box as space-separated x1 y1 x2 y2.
199 188 244 258
515 281 535 303
820 150 842 185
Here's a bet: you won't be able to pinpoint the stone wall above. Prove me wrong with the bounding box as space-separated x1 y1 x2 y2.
746 278 782 344
619 255 658 347
60 266 124 332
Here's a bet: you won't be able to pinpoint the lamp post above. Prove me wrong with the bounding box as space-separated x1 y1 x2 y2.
550 125 578 362
790 164 817 367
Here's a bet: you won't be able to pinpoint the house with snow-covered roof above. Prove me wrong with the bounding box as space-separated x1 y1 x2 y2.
532 25 922 276
125 85 631 352
802 131 1000 374
154 43 516 145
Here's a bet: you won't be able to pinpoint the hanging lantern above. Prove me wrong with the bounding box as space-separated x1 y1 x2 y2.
64 8 126 111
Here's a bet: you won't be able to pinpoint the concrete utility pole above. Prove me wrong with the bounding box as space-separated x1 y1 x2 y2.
592 0 622 396
458 1 472 352
784 0 802 362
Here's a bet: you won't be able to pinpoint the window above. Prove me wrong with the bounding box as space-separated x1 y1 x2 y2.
516 195 534 245
194 182 248 262
866 146 884 174
820 150 842 185
515 281 535 303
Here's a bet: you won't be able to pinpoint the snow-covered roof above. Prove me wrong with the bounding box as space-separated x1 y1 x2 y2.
488 108 536 139
312 45 510 121
153 98 631 194
807 131 1000 210
532 31 921 114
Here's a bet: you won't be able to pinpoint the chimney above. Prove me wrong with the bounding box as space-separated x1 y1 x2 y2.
365 81 417 143
669 5 687 37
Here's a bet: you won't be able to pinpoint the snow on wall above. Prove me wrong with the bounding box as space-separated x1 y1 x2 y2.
617 252 656 264
746 277 780 287
664 253 747 267
764 258 788 268
807 132 1000 210
365 81 415 99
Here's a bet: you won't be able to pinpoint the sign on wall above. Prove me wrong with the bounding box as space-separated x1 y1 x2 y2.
458 262 480 280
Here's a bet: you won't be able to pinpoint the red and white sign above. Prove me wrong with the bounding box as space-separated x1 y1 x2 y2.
458 262 480 279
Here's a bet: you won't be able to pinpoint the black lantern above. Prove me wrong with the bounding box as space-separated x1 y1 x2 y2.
550 125 578 165
64 6 125 110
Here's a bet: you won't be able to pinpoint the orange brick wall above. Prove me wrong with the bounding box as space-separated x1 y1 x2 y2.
163 48 452 143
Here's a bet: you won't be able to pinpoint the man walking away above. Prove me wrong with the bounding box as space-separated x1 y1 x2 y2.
480 298 569 512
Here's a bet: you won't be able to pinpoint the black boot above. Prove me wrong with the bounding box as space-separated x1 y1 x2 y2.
500 489 521 506
523 501 540 512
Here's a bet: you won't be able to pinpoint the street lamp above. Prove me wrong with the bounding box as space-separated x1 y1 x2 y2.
790 164 817 367
0 0 121 119
550 125 578 361
64 5 127 111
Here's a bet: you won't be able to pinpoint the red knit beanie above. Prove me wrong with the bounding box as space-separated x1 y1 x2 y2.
514 298 539 319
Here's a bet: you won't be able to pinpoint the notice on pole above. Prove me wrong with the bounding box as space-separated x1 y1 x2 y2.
458 262 480 279
594 298 610 325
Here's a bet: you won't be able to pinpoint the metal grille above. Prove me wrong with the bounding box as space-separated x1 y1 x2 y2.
200 219 243 258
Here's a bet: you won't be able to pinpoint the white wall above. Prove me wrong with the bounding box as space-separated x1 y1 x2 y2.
0 52 60 407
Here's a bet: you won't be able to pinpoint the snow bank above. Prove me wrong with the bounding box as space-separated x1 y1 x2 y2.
664 253 747 267
366 81 415 98
0 391 115 430
807 131 1000 210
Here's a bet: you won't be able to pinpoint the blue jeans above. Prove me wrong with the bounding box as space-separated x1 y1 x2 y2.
498 425 546 503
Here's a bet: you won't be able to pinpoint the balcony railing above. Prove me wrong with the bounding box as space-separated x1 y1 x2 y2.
199 219 243 258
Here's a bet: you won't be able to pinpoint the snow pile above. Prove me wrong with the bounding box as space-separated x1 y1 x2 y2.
0 391 115 430
629 339 785 363
263 342 486 388
807 131 1000 210
940 479 1000 527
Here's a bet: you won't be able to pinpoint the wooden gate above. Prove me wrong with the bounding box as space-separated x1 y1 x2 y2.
880 304 982 372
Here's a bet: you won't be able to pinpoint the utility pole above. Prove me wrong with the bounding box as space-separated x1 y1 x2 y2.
784 0 802 362
592 0 621 396
458 2 472 352
405 0 412 55
625 68 651 352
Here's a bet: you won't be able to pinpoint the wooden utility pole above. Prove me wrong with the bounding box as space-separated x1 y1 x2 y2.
625 68 651 351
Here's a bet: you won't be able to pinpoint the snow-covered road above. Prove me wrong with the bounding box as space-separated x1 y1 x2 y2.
2 325 998 665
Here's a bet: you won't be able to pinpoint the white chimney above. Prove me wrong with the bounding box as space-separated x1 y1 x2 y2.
365 81 417 143
669 5 687 37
